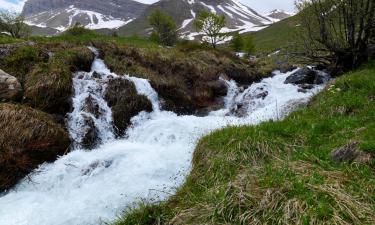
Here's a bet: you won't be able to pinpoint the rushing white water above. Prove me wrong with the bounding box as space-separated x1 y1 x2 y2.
68 48 117 148
0 52 327 225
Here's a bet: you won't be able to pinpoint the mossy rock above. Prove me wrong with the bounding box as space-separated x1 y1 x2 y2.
24 59 72 115
104 78 152 136
0 103 70 192
0 45 49 86
96 41 259 115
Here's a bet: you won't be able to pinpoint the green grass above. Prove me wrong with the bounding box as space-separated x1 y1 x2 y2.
115 60 375 225
0 35 23 44
252 15 301 54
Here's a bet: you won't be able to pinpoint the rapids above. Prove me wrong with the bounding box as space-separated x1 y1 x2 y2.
0 49 327 225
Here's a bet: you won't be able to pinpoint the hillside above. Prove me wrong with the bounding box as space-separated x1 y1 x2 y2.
252 14 300 54
115 61 375 224
119 0 274 37
22 0 147 32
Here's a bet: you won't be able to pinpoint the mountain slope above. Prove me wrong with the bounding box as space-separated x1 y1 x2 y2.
118 0 274 38
22 0 147 32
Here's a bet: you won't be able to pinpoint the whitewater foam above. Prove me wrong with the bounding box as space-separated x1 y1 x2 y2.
0 54 327 225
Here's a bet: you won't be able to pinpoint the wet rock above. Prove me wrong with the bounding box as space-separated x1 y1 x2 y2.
0 69 22 102
279 65 297 74
299 84 315 90
331 141 372 163
81 115 99 150
92 71 103 79
105 78 152 136
206 80 228 96
298 88 308 93
0 103 70 192
83 95 101 118
285 67 326 85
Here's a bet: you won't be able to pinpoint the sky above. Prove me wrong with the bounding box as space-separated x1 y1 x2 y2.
0 0 296 13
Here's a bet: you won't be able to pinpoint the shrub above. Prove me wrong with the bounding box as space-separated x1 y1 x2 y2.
148 10 178 46
193 10 229 48
230 33 243 52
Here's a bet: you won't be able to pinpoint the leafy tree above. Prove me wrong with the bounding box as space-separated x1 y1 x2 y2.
230 33 243 52
243 34 255 56
0 11 31 38
194 11 228 48
148 10 178 46
295 0 375 73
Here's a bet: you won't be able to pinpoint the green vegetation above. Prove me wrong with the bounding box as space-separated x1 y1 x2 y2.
0 11 31 38
115 61 375 224
194 10 228 48
252 15 300 54
148 10 178 46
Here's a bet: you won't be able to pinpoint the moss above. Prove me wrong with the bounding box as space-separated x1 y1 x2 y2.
115 62 375 224
96 41 258 114
1 45 49 86
0 103 70 192
24 58 72 115
104 79 153 136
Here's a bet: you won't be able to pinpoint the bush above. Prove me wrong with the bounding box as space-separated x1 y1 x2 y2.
230 33 243 52
148 10 178 46
62 23 95 36
243 34 255 56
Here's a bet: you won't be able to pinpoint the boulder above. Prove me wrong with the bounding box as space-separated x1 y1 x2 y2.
81 115 99 150
104 78 152 136
285 67 326 85
0 103 70 192
83 95 101 118
0 69 22 102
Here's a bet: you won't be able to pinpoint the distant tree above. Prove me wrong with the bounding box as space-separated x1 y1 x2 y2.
243 34 255 56
193 10 228 48
295 0 375 72
0 11 31 38
230 33 243 52
148 10 178 46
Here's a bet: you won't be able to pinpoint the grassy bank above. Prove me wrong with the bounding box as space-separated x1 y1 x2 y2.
115 61 375 224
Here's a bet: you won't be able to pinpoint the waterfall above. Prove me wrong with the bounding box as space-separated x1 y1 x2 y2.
0 54 328 225
67 48 116 149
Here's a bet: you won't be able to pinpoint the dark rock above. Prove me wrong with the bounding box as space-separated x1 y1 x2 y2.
92 71 102 79
298 88 308 93
83 95 101 118
279 65 297 74
81 115 99 150
299 84 315 90
285 67 326 85
0 69 22 102
104 78 152 136
331 141 372 163
206 80 228 97
0 103 70 192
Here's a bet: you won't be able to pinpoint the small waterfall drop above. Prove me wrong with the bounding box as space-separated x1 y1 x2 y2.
68 47 116 149
0 55 328 225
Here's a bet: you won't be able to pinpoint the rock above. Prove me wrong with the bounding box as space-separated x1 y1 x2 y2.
331 141 372 163
104 78 152 136
81 115 99 150
279 65 297 74
83 95 101 118
0 103 70 192
0 69 22 102
206 80 228 97
92 71 103 79
299 84 315 90
285 67 326 85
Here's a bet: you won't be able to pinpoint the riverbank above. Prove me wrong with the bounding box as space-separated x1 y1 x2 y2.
116 61 375 224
